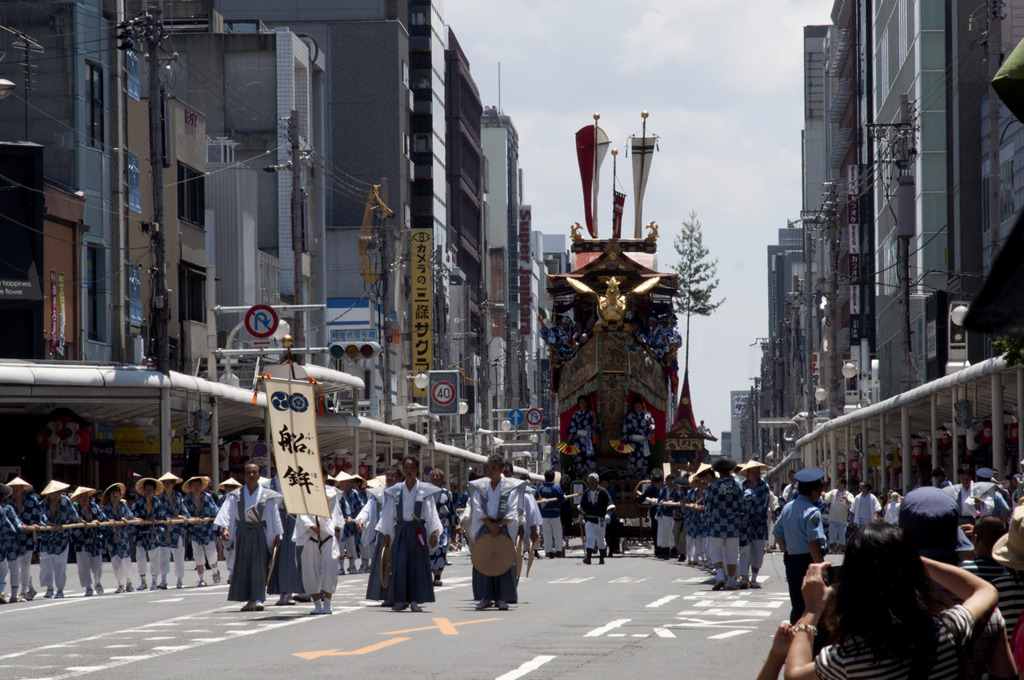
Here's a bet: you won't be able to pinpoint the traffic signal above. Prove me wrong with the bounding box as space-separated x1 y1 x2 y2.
329 342 380 360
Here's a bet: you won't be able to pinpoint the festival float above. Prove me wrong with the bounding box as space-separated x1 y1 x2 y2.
541 114 714 522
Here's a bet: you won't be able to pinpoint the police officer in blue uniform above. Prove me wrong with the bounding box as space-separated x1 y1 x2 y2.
772 467 827 623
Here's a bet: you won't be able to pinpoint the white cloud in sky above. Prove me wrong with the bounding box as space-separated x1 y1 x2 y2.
444 0 833 446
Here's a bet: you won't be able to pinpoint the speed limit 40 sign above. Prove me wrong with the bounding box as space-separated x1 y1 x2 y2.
428 370 460 416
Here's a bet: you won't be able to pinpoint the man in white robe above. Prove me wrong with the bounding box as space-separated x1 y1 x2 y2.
469 455 523 610
293 480 344 614
376 457 442 612
215 463 283 612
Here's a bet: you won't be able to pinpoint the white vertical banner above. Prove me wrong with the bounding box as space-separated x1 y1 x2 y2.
265 376 330 517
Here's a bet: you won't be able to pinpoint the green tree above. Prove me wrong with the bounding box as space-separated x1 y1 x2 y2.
993 335 1024 367
672 211 724 375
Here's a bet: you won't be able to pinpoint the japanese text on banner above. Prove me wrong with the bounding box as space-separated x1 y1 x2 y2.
411 228 433 394
265 376 330 517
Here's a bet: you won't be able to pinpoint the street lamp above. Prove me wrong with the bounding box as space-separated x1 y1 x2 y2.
0 79 14 99
815 387 827 404
412 372 429 390
950 304 970 327
947 302 970 375
841 362 858 379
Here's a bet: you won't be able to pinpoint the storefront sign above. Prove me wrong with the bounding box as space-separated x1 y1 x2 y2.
411 228 433 392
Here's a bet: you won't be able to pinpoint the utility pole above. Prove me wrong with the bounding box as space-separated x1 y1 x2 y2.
987 2 1004 255
824 194 840 420
119 3 171 467
139 4 170 375
895 94 916 392
289 110 305 351
378 179 393 424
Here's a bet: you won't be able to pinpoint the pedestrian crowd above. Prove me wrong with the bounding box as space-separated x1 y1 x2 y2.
757 458 1024 680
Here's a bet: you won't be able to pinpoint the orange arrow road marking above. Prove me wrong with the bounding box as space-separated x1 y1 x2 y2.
380 617 501 636
293 637 411 660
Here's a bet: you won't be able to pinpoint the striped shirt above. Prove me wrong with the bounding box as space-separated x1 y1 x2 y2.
960 558 1009 583
993 574 1024 637
814 604 973 679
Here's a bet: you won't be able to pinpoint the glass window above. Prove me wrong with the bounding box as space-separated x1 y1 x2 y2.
177 163 205 226
179 265 206 323
87 247 99 340
88 65 104 149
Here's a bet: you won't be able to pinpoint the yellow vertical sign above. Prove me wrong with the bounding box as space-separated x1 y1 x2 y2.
411 228 433 395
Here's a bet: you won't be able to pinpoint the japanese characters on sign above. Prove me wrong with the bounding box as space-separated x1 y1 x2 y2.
411 228 433 394
264 376 330 518
518 206 532 336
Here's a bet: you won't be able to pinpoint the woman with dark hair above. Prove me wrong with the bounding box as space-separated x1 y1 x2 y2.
785 522 998 679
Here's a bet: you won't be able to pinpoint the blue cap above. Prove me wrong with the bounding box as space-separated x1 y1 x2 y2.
976 467 995 480
794 467 825 483
899 486 973 562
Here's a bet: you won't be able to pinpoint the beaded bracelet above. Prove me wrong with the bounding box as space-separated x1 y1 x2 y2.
792 623 818 634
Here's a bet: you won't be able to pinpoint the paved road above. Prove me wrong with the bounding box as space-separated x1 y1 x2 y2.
0 546 793 679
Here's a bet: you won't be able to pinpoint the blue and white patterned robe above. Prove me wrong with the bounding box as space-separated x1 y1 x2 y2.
567 408 597 471
656 485 681 518
430 487 459 572
704 476 748 540
540 324 576 359
685 487 707 538
12 494 42 556
343 488 364 541
744 479 772 543
182 491 219 546
72 501 108 556
131 495 168 551
638 325 670 357
0 503 24 561
622 409 655 470
159 490 190 547
102 499 135 559
39 495 79 555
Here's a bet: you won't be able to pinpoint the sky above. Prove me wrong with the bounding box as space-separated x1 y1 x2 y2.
443 0 833 449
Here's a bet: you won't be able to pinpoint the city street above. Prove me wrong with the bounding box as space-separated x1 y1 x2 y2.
0 546 791 679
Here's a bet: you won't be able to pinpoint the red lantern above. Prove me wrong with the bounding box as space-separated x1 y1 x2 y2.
911 442 927 462
850 458 860 473
982 420 993 444
1010 423 1019 444
76 428 90 453
938 432 952 451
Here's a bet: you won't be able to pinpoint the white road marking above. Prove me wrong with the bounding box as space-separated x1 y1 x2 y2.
646 595 679 608
584 619 631 637
608 634 626 637
695 608 776 617
549 577 594 584
151 598 184 603
608 576 650 584
708 630 750 640
494 655 556 680
630 634 649 638
653 628 676 638
144 637 175 641
1 611 316 679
